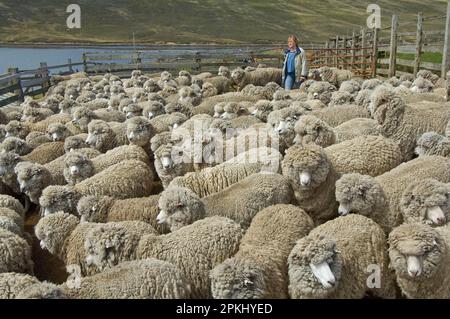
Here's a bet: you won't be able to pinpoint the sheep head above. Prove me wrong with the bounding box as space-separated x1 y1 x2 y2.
64 135 88 152
77 195 113 223
47 123 70 142
157 186 205 232
201 82 218 98
221 102 240 120
35 212 79 258
63 151 94 185
400 178 449 226
0 152 21 184
293 115 336 148
86 120 114 152
15 161 52 204
231 67 245 84
39 185 80 216
369 86 405 127
218 66 231 78
288 235 342 299
335 173 386 217
213 102 226 118
388 223 445 280
282 144 330 190
126 116 153 146
5 120 30 139
210 257 268 299
0 137 31 156
415 132 444 156
72 106 95 131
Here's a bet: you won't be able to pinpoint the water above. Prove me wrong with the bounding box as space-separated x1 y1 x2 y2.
0 45 268 75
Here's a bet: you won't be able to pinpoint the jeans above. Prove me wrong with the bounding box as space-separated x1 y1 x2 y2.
284 73 299 91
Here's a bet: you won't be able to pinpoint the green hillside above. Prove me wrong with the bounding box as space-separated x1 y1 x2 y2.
0 0 448 44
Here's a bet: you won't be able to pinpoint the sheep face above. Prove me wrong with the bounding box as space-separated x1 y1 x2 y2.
282 145 330 190
210 258 268 299
58 100 72 114
63 152 94 185
15 162 51 203
39 186 79 216
143 101 164 120
77 196 110 223
157 186 205 232
293 116 335 148
400 179 450 226
86 121 113 152
220 102 240 120
415 132 443 156
64 136 88 153
21 107 45 123
47 123 70 142
84 226 129 272
0 216 22 236
213 103 226 118
35 212 79 256
218 66 230 78
0 137 31 155
369 87 405 127
288 236 342 299
126 117 153 146
72 107 94 131
201 82 218 98
389 223 445 280
307 82 336 105
143 79 161 93
335 173 384 217
123 104 143 119
5 121 30 139
0 152 21 182
231 68 245 84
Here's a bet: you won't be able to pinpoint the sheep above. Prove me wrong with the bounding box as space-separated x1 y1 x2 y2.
39 159 155 216
0 272 67 299
218 66 231 78
317 66 354 88
164 101 194 117
21 106 54 123
288 214 396 299
149 112 188 134
85 120 129 153
336 156 450 232
369 86 450 160
6 114 72 135
362 78 383 90
333 118 379 142
63 145 150 185
76 194 167 234
417 69 441 86
85 216 243 298
399 178 450 226
194 92 259 116
410 77 434 93
141 100 165 119
307 81 337 105
267 107 305 152
0 229 33 275
293 115 336 147
153 143 194 188
203 76 233 94
251 100 273 122
231 67 282 91
201 82 219 98
241 82 281 100
415 132 450 157
46 123 73 142
64 134 89 152
0 137 32 155
157 173 296 231
339 79 361 96
0 195 24 218
60 258 190 299
281 144 339 225
72 106 126 130
446 120 450 138
311 104 371 128
329 91 354 107
169 161 268 198
35 212 156 276
175 70 192 86
388 222 450 298
210 204 314 299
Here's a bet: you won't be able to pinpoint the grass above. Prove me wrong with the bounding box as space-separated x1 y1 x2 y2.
397 52 443 64
0 0 448 44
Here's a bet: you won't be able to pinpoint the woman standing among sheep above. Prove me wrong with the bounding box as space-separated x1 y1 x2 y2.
282 35 309 91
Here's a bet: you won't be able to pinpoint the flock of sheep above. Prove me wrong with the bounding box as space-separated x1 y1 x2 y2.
0 61 449 299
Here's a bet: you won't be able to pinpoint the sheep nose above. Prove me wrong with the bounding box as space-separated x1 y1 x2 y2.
327 279 335 286
408 270 419 278
437 217 446 225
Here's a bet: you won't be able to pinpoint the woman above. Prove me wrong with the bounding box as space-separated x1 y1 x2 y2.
282 35 309 91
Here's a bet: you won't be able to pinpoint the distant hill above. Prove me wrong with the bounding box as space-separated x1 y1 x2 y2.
0 0 448 44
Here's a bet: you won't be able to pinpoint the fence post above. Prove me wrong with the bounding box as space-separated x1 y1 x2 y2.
361 28 367 77
414 12 423 76
39 62 50 90
342 35 347 70
82 53 88 73
7 67 24 102
372 27 379 77
335 35 339 67
442 3 450 79
68 58 74 73
388 15 399 78
351 31 356 71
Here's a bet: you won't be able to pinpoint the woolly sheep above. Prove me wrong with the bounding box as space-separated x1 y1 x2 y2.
21 106 54 123
0 137 32 155
311 104 370 127
0 195 24 218
0 229 33 275
61 258 190 299
154 143 195 188
85 120 129 153
63 145 149 185
201 82 219 98
267 107 305 152
85 216 243 298
333 118 379 142
193 92 259 116
339 79 361 96
141 100 165 119
288 214 396 299
400 178 450 226
39 160 155 216
329 91 354 107
281 144 339 225
415 132 450 157
157 173 295 231
388 223 450 298
7 114 72 135
204 76 233 94
64 134 89 152
218 66 231 78
0 272 66 299
336 156 450 231
76 194 167 234
307 81 337 105
35 212 156 276
317 66 354 88
369 86 450 160
149 112 188 134
410 77 434 93
231 67 282 91
251 100 273 122
293 115 336 147
210 204 314 299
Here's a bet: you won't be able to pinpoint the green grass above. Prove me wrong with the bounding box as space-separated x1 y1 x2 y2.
0 0 448 44
397 52 442 64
